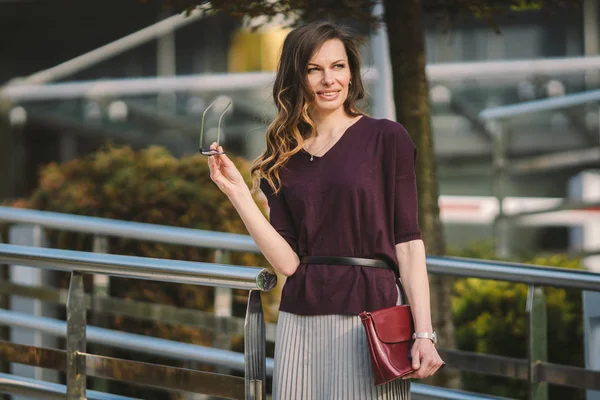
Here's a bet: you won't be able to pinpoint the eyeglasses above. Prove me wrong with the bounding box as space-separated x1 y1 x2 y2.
198 97 232 156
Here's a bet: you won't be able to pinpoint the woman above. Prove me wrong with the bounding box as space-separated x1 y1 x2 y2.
208 20 444 399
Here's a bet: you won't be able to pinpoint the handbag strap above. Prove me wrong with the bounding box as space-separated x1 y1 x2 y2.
396 277 409 306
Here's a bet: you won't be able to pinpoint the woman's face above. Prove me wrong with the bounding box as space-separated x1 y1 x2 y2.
306 39 351 117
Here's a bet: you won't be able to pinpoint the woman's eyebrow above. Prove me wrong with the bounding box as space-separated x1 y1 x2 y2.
307 59 347 66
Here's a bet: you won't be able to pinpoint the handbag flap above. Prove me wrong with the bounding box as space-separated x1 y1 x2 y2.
370 305 413 343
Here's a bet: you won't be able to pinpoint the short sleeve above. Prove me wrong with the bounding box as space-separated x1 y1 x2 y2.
389 124 422 244
260 179 299 253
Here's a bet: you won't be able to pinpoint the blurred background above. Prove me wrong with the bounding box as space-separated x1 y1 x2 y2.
1 1 600 399
1 0 598 253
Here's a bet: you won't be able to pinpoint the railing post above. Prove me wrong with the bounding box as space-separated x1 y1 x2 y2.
8 223 58 391
66 271 86 400
91 235 110 393
527 285 548 400
490 121 511 258
244 290 266 400
92 235 110 298
214 250 233 375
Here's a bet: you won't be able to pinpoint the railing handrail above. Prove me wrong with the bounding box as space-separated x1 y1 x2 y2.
0 68 377 102
1 206 599 291
427 256 600 291
0 206 259 253
479 88 600 121
0 243 276 291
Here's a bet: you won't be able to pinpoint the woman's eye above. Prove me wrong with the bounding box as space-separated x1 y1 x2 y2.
307 67 319 73
334 64 345 69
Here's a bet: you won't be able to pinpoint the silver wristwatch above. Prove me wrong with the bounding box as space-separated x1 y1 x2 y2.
412 331 437 345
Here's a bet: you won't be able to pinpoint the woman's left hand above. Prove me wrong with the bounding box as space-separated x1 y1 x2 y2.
403 339 445 380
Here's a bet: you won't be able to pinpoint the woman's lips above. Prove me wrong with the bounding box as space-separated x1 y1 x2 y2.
317 90 341 101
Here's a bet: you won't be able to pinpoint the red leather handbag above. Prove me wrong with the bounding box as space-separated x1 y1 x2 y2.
359 304 415 385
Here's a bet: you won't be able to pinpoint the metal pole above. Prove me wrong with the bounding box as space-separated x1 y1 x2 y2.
92 236 110 299
0 113 15 200
8 224 58 388
370 1 396 121
91 236 109 392
0 69 377 102
584 0 600 87
491 122 510 258
157 5 177 115
214 250 233 375
0 243 276 291
527 285 548 400
66 272 86 400
244 290 266 400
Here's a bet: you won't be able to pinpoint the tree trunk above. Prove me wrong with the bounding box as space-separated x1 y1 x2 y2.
383 0 459 388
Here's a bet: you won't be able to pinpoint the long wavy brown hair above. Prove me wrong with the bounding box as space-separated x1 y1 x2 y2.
251 20 367 194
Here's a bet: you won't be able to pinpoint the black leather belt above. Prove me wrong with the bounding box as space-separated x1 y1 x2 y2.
300 255 389 269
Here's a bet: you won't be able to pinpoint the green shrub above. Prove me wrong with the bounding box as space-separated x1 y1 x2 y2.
449 241 585 400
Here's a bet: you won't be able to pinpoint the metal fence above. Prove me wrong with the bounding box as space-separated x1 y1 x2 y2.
1 206 600 399
0 242 276 400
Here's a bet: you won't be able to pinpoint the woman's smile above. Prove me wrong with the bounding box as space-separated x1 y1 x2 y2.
317 90 341 100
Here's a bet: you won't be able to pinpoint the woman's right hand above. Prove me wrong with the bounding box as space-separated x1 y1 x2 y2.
207 142 248 199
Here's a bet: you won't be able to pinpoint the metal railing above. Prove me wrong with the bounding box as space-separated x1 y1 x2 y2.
428 256 600 399
0 204 261 371
2 206 600 399
0 206 258 252
0 241 276 400
1 243 599 399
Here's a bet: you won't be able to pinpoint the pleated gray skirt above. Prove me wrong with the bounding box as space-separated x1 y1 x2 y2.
272 311 410 399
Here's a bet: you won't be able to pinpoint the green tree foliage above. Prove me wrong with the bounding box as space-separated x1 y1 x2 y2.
164 0 579 23
449 242 585 400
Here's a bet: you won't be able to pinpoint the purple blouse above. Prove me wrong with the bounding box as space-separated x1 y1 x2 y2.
260 116 422 315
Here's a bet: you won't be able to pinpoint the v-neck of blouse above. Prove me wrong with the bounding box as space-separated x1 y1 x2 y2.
302 115 365 161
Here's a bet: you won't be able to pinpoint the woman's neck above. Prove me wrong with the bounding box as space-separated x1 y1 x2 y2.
312 108 353 137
